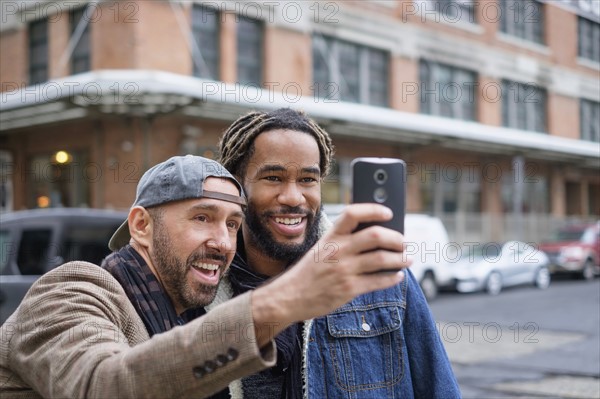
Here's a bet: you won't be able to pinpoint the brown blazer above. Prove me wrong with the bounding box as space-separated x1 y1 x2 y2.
0 262 276 398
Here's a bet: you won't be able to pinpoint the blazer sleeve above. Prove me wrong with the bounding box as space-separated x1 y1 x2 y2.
3 262 276 399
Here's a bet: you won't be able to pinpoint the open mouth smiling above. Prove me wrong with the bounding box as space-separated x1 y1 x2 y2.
275 217 302 225
270 214 307 238
191 262 220 276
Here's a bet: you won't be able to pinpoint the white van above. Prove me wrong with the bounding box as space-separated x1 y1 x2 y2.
404 214 454 300
322 205 453 301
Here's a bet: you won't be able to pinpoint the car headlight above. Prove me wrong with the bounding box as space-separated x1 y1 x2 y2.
560 246 585 260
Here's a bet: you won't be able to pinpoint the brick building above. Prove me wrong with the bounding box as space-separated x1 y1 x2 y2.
1 0 599 242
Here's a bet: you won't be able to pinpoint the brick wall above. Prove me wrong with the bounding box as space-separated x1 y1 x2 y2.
548 93 580 139
0 29 27 90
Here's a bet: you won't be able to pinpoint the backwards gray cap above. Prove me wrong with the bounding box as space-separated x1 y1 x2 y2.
108 155 246 251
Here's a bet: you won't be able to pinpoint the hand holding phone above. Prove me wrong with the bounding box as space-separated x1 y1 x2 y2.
351 157 406 234
351 157 407 274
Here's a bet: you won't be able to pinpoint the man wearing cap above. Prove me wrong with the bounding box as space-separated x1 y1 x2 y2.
0 155 409 398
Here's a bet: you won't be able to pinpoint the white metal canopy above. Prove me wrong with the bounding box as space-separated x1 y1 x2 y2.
1 70 598 167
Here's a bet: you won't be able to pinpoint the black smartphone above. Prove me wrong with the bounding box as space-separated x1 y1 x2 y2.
351 157 406 235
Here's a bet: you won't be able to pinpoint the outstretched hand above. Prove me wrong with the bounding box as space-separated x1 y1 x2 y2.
252 203 411 344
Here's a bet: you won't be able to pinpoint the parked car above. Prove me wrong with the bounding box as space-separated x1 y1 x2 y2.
449 241 551 295
322 204 453 301
538 222 600 280
0 208 127 324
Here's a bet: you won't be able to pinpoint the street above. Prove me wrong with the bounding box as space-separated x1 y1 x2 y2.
430 277 600 398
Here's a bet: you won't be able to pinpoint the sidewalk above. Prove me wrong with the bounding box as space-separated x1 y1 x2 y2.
438 321 600 398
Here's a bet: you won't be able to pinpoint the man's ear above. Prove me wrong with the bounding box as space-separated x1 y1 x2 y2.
128 206 153 248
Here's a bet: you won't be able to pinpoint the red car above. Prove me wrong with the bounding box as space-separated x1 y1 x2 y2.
539 222 600 280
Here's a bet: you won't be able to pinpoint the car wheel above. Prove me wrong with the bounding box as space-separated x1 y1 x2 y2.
486 272 502 295
534 267 551 289
420 273 438 301
582 259 595 281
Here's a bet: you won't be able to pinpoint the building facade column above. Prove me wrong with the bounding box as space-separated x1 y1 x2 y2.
550 167 566 218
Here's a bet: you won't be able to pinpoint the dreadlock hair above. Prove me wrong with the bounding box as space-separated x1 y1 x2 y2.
218 108 334 180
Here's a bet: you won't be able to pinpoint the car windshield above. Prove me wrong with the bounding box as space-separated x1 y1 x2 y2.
0 230 9 273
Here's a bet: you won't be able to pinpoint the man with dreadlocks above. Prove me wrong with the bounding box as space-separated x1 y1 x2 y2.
216 108 461 398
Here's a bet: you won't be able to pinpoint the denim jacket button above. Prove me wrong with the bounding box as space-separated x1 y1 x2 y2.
361 322 371 332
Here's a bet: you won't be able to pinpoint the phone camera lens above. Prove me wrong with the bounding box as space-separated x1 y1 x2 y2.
374 169 388 184
374 187 388 203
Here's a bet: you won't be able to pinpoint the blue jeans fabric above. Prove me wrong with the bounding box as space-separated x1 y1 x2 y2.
304 269 461 398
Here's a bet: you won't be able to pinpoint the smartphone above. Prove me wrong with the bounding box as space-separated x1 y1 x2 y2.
351 157 406 235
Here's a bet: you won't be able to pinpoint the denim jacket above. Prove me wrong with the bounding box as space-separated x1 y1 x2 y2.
211 268 461 399
303 269 461 398
211 211 461 398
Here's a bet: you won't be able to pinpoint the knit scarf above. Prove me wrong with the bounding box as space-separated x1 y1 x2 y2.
101 245 230 399
228 249 303 399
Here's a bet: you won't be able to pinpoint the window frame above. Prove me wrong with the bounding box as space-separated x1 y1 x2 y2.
501 170 549 214
191 4 220 80
501 79 547 133
578 16 600 63
236 15 263 87
69 7 91 74
26 151 91 209
420 163 482 215
312 34 389 106
419 59 478 121
28 18 48 85
500 0 545 45
580 99 600 142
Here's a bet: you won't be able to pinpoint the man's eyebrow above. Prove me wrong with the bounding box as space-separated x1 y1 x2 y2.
257 164 321 175
301 166 321 175
230 210 245 219
256 164 287 174
229 211 244 219
191 203 218 211
189 203 244 218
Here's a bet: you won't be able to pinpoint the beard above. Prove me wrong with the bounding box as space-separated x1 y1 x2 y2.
151 222 227 310
244 203 321 268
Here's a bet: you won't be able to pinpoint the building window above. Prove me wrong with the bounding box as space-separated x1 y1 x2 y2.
519 178 549 213
500 0 544 44
236 16 262 86
70 7 91 74
26 151 90 209
419 60 477 121
368 48 389 107
502 80 547 132
578 17 600 63
29 19 48 85
581 99 600 142
192 5 220 79
312 35 389 106
501 172 549 214
421 164 481 215
461 170 481 213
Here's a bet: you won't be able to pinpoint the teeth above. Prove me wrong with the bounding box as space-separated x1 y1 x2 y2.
194 263 219 271
275 217 302 225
